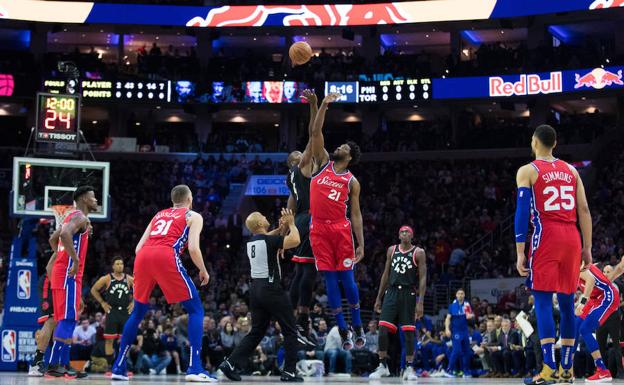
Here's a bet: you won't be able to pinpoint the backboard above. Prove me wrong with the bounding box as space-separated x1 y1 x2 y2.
11 157 110 221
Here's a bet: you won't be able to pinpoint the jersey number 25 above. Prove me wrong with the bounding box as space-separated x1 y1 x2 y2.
543 186 575 211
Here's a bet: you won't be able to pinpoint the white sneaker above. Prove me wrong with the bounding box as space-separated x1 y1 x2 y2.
441 370 456 378
369 363 391 379
149 368 157 375
185 371 218 383
111 373 130 381
28 363 44 377
402 366 418 381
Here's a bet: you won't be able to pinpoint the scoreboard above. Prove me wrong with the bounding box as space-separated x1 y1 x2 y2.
35 93 80 143
43 79 172 103
325 78 431 103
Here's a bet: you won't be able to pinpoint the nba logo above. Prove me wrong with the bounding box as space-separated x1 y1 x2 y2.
1 330 16 362
17 270 31 299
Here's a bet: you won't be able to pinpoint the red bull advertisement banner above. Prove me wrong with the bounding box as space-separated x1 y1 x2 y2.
0 0 619 27
433 66 624 99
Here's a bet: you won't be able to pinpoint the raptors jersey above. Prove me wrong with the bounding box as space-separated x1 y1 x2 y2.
310 161 353 222
51 210 90 289
579 264 618 301
530 159 578 224
143 207 190 255
388 245 419 287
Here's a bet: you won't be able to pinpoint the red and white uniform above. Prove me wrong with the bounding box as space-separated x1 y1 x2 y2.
134 207 196 304
309 161 355 271
51 210 90 321
578 264 620 325
528 159 581 294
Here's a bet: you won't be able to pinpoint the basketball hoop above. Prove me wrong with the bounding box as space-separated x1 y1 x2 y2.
51 204 74 230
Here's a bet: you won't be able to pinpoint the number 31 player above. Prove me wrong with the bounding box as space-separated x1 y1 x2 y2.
515 124 592 385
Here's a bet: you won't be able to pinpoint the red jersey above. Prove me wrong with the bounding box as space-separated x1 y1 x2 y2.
530 159 578 225
51 210 90 289
579 264 618 301
310 161 353 223
143 207 190 254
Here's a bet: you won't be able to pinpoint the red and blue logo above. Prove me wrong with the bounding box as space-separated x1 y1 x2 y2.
1 330 16 362
17 270 31 300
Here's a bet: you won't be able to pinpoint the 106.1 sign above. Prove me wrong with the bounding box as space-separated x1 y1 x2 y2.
35 93 80 143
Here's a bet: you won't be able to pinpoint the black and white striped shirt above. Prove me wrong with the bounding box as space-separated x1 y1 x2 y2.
246 234 284 283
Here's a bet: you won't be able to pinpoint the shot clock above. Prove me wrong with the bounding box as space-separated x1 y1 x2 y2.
35 93 80 143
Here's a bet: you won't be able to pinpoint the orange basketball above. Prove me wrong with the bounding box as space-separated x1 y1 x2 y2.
289 41 313 66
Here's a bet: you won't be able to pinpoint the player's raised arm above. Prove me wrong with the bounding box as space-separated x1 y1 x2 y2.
299 89 318 171
350 177 365 264
135 220 153 254
60 213 89 277
310 93 341 166
186 211 209 286
514 164 535 277
416 247 427 319
281 208 301 250
90 275 112 313
572 166 593 270
374 246 394 313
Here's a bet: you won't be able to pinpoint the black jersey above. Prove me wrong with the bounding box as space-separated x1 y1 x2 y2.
247 234 285 283
105 273 131 308
388 245 419 287
286 166 310 215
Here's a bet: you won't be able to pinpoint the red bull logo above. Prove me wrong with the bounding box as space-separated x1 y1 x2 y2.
186 3 408 27
574 67 623 89
589 0 624 9
1 330 16 362
489 72 562 97
17 270 31 300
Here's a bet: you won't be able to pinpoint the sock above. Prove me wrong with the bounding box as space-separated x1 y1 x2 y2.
323 271 348 330
48 340 64 367
34 349 44 364
595 357 607 371
113 300 149 373
337 270 362 328
181 289 204 374
561 345 574 370
61 344 71 367
542 342 556 370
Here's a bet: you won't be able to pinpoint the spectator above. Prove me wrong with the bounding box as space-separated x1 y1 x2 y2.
490 318 523 377
72 318 97 360
140 321 171 375
161 326 182 374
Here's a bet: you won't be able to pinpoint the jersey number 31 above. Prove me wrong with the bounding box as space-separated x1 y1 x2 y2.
543 186 575 211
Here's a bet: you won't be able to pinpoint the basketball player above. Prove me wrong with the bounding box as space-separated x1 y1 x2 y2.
90 257 134 368
111 185 213 382
575 264 620 382
218 209 305 382
286 89 319 337
369 226 426 381
307 92 365 346
46 186 98 378
515 124 592 384
29 242 60 376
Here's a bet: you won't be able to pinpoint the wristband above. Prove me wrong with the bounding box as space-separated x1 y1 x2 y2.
580 297 588 305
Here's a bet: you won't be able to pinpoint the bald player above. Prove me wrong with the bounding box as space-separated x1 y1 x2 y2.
219 209 308 382
286 89 320 337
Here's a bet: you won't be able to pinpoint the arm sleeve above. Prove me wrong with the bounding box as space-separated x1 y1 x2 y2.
514 187 532 243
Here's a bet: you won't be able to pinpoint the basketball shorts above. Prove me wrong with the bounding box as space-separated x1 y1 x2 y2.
581 290 620 326
134 246 198 304
310 219 355 271
38 279 54 324
528 222 581 294
292 213 314 264
104 308 130 339
52 278 81 321
379 286 417 333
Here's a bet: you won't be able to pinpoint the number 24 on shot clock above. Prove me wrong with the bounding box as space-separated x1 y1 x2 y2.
35 93 80 143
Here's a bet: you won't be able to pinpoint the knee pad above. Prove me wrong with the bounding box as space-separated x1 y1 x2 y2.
337 270 359 305
378 326 390 352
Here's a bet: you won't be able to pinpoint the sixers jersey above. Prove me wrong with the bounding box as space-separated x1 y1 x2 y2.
51 210 90 289
579 264 618 301
310 161 353 222
143 207 190 254
531 159 578 224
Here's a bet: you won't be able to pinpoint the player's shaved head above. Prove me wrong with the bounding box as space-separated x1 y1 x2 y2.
171 184 191 204
534 124 557 148
287 151 302 168
245 212 268 234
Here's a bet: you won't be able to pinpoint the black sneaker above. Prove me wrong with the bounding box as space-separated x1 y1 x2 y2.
296 330 316 349
46 365 70 378
280 370 304 382
218 359 241 381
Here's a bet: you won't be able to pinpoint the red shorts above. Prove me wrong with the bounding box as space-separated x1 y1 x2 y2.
528 222 581 294
310 219 355 271
52 279 81 321
134 246 197 304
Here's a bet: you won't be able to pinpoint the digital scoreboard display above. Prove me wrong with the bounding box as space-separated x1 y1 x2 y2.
325 78 431 103
43 79 172 102
35 93 80 143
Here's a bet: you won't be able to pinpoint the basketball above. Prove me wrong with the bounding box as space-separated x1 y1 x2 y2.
289 41 313 66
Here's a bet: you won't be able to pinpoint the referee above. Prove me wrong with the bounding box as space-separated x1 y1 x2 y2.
219 208 305 382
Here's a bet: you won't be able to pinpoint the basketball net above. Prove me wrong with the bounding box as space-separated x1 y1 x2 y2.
51 204 74 230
